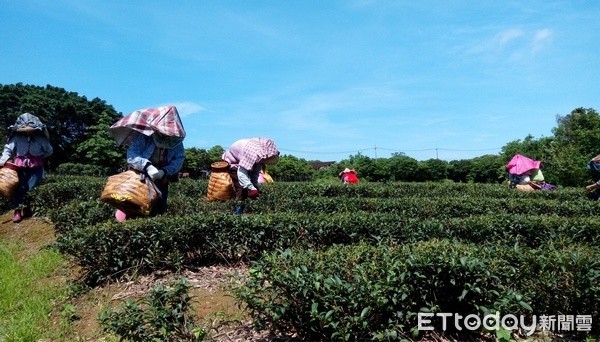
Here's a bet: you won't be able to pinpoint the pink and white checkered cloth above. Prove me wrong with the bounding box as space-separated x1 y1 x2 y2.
222 138 279 170
109 105 186 149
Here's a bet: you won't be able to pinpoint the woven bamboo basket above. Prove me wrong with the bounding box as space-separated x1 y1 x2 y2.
0 162 20 199
515 183 535 192
207 161 235 201
100 170 159 215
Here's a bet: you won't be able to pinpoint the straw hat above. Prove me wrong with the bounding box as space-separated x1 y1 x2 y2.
339 168 356 176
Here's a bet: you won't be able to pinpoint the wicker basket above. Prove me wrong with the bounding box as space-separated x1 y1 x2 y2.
515 183 535 192
100 170 159 215
0 162 20 199
207 161 235 201
210 161 230 171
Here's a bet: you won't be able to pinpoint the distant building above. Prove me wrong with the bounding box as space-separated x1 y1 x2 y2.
310 161 336 170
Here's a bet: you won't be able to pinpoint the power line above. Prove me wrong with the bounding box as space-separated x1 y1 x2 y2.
437 147 503 152
279 147 374 155
279 146 502 155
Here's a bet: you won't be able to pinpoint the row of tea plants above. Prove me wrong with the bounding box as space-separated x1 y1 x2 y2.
8 175 599 340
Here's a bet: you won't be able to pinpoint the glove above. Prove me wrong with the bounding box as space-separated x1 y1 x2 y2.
146 165 165 181
248 189 260 199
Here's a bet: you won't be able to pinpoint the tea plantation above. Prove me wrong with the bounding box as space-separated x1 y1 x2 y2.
7 175 599 341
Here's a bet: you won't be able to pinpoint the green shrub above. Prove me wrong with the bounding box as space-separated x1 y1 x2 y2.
54 163 113 177
55 210 600 285
29 176 105 216
231 241 600 340
99 277 205 341
49 199 114 234
19 176 600 340
255 195 599 217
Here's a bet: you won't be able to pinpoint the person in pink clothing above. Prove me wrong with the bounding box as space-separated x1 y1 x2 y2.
222 137 279 214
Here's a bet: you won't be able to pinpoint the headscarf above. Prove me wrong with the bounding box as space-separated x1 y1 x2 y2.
109 105 186 149
225 137 280 170
8 113 49 139
506 154 541 175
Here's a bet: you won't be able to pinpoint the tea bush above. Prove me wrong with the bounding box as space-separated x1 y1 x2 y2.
231 241 600 340
30 176 104 216
55 210 600 285
99 277 205 341
255 196 598 217
266 182 583 201
25 176 600 339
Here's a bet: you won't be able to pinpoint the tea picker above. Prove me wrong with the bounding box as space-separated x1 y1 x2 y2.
102 105 185 222
0 113 53 223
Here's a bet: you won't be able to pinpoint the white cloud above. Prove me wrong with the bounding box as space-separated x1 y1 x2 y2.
464 27 524 57
275 85 405 140
462 27 554 62
168 102 206 118
496 28 524 47
531 28 553 54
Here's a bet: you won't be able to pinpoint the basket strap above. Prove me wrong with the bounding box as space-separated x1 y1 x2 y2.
138 172 162 200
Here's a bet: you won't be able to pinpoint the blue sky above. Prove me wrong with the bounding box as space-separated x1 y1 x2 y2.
1 1 599 162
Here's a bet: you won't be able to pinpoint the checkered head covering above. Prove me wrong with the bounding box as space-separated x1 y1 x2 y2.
224 137 280 170
109 105 186 149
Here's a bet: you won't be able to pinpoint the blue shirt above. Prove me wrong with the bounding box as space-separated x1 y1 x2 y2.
127 133 184 176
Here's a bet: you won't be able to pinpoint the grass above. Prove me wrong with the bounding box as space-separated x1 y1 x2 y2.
0 214 248 341
0 242 69 341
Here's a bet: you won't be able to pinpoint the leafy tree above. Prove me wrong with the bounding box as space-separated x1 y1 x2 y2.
552 107 600 157
0 83 122 169
367 158 392 182
75 111 125 173
338 153 376 181
547 107 600 185
498 108 600 186
469 154 505 183
268 155 315 182
417 159 448 182
448 159 473 182
500 135 553 163
543 141 589 186
388 155 420 182
204 146 225 168
183 146 224 177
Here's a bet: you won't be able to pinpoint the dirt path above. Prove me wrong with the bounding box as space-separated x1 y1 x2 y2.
0 212 274 341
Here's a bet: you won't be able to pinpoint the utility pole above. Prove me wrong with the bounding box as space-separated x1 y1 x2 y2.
436 147 439 159
374 145 377 158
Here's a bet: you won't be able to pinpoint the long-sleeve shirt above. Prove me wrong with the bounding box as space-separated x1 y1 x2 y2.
222 138 279 191
236 163 262 191
127 133 184 176
0 133 53 167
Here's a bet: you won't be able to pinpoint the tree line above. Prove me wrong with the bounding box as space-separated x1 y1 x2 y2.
1 83 597 186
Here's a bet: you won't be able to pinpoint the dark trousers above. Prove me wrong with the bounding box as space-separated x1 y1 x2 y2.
151 179 169 216
13 166 44 209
